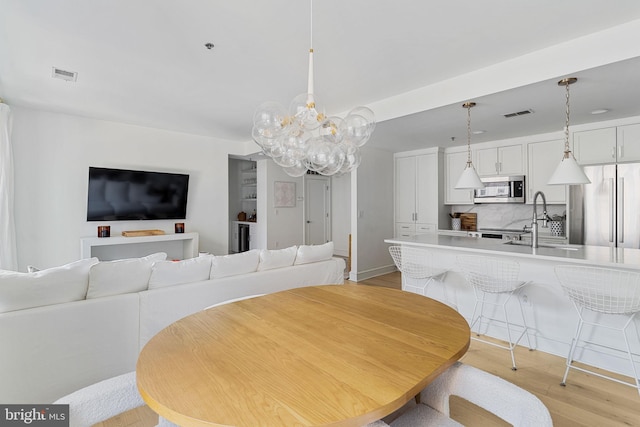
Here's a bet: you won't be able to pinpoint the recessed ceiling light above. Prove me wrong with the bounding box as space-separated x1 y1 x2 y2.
472 130 486 135
591 109 609 115
205 43 215 50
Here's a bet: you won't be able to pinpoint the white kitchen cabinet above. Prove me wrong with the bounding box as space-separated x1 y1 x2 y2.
444 151 474 204
395 222 436 238
617 123 640 162
573 127 617 165
573 124 640 165
476 144 524 176
394 151 445 236
527 139 566 204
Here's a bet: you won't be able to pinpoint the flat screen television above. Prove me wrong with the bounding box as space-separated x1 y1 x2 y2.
87 167 189 221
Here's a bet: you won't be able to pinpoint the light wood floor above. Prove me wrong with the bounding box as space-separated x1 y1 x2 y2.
99 272 640 427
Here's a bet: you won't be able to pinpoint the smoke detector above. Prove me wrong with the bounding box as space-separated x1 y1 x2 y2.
52 67 78 82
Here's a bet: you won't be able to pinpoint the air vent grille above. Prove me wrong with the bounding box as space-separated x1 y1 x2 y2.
52 67 78 82
503 109 533 118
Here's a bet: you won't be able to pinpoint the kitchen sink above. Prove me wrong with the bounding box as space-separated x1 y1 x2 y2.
503 240 580 251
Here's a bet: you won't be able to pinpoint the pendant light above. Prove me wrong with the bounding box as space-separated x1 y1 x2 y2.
547 78 591 185
251 0 375 177
455 102 485 189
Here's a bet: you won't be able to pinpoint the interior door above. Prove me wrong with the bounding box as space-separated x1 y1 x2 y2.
305 175 331 245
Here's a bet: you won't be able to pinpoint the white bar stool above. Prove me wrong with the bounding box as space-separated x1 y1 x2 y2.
388 246 451 306
555 265 640 395
457 254 533 370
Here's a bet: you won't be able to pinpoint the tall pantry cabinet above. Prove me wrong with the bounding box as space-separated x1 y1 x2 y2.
394 149 448 237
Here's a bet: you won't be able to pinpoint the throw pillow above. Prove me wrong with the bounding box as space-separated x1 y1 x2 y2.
294 241 334 265
148 256 213 289
210 250 260 279
257 246 298 271
0 257 99 313
86 252 167 299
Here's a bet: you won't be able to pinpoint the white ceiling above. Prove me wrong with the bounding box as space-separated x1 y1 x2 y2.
2 0 640 153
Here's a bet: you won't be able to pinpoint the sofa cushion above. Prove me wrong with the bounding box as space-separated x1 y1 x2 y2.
257 246 297 271
210 250 260 279
87 252 167 299
0 257 99 313
294 242 334 265
148 256 213 289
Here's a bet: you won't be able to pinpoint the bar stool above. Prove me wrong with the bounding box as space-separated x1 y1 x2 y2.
457 254 533 370
555 265 640 395
388 245 450 302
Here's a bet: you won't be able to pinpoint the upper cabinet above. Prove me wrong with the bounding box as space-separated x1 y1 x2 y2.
527 139 566 204
475 144 524 176
573 124 640 165
444 151 474 205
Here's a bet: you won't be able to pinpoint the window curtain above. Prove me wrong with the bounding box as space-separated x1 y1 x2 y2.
0 102 17 271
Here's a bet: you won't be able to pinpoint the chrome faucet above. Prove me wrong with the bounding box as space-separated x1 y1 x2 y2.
530 191 552 248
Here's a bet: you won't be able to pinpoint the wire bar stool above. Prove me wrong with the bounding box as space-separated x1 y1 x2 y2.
388 245 450 301
555 265 640 395
457 255 533 370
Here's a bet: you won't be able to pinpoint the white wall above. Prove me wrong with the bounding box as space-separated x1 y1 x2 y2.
10 107 241 270
352 146 395 280
263 160 304 249
331 173 351 257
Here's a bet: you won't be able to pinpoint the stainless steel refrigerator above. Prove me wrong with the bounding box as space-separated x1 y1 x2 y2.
569 163 640 248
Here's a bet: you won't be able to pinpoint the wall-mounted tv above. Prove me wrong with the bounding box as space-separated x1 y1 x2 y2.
87 167 189 221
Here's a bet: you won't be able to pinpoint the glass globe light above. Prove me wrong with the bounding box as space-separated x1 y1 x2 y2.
289 93 323 131
341 113 371 147
348 106 376 133
282 160 308 177
319 116 344 144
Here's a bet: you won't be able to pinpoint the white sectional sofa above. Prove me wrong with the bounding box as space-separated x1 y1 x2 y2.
0 243 345 404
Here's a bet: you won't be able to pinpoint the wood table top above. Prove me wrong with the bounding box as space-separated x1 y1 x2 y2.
136 284 470 427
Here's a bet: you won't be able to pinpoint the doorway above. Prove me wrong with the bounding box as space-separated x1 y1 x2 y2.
304 174 331 245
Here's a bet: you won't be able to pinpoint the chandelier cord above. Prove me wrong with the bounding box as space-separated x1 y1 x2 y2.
309 0 313 51
307 0 315 101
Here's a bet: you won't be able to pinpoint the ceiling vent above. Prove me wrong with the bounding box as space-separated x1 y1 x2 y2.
503 109 533 118
52 67 78 82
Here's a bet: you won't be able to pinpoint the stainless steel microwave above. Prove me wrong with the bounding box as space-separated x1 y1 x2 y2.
473 175 525 203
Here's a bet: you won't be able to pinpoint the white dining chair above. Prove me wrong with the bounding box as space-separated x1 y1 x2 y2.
457 254 533 370
53 371 178 427
555 265 640 395
389 362 553 427
388 246 452 306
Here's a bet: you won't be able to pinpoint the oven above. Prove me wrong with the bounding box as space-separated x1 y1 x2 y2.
475 228 523 242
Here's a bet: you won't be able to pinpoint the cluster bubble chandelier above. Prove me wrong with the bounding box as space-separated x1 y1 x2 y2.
251 0 375 177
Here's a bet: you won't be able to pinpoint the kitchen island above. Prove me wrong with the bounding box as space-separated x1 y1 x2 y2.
384 234 640 379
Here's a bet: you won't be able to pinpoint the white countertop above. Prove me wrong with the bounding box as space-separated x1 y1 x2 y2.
385 234 640 270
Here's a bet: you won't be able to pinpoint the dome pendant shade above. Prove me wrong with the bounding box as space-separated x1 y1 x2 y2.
455 101 485 190
548 77 591 186
455 162 485 189
548 152 591 185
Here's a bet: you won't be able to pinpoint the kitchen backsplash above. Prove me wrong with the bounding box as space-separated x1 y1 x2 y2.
451 204 566 233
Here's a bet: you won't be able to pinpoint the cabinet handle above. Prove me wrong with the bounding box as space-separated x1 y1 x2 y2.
618 145 623 159
612 147 616 159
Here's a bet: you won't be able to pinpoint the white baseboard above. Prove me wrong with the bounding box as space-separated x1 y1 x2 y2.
349 264 396 282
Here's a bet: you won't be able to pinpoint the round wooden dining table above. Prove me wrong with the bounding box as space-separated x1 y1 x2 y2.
136 284 470 427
